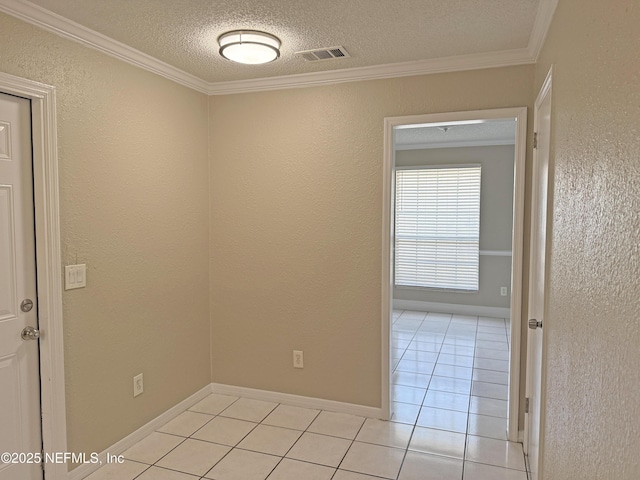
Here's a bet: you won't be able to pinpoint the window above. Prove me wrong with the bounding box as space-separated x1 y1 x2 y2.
395 165 481 291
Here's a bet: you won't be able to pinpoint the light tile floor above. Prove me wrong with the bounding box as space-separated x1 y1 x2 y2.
85 310 527 480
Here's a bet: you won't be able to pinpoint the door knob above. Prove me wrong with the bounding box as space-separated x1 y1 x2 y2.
528 319 542 330
21 326 40 341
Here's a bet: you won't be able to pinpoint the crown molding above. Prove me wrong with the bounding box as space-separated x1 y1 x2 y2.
527 0 559 60
0 0 558 96
205 48 534 95
0 0 210 94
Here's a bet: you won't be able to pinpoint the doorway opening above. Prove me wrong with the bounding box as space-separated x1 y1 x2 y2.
381 108 527 443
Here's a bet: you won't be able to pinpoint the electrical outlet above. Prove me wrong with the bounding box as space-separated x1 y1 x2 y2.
133 373 144 397
500 286 508 296
293 350 304 369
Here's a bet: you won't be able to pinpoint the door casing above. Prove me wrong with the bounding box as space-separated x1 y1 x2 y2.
381 107 528 442
524 66 553 480
0 72 67 480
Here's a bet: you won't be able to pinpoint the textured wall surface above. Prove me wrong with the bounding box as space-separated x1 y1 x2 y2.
0 13 211 458
395 145 515 309
535 0 640 478
209 66 533 407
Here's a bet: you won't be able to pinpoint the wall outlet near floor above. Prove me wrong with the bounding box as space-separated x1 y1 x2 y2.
133 373 144 397
500 286 508 296
293 350 304 369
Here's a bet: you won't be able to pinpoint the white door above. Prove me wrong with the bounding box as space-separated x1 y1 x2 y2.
524 71 553 480
0 92 43 480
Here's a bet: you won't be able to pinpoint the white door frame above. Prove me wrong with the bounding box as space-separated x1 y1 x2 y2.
382 107 527 441
0 71 67 480
524 66 553 478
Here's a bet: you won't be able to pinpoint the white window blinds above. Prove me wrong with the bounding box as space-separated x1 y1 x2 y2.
395 165 481 291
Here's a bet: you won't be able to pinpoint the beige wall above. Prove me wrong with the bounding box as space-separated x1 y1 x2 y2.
535 0 640 478
4 4 635 475
4 5 585 462
394 145 515 309
0 13 211 457
209 66 534 407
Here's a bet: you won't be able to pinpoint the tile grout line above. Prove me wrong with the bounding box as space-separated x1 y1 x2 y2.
158 395 282 480
204 397 281 478
221 401 322 480
413 312 450 430
394 311 450 480
391 309 429 420
388 308 425 479
330 414 368 479
392 312 425 478
127 433 190 478
198 396 271 479
460 314 480 480
264 405 326 478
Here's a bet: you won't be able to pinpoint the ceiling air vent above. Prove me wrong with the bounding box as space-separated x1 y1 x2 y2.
296 46 350 62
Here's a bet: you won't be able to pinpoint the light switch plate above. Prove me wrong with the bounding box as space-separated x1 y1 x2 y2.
65 264 87 290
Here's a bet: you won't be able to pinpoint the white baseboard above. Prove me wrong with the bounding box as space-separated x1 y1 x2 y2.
68 383 382 479
393 299 510 319
211 383 383 419
68 384 212 480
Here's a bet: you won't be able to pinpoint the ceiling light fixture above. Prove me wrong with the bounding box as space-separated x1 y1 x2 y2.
218 30 281 65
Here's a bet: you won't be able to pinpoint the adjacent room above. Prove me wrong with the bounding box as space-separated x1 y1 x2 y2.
389 117 518 434
0 1 638 479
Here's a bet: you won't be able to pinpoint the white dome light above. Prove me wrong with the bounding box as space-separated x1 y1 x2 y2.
218 30 281 65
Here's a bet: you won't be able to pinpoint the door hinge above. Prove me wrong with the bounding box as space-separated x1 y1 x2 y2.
525 397 530 414
533 132 538 149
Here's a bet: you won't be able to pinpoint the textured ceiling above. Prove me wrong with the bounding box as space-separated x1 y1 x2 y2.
395 120 517 149
26 0 541 83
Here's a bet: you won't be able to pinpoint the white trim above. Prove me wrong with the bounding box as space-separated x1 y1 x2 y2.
395 138 516 151
68 385 212 480
0 0 558 96
206 49 533 95
507 107 527 442
384 108 528 130
0 0 209 94
392 300 510 319
528 0 559 60
480 250 513 257
0 71 67 480
383 107 527 444
381 117 394 422
0 0 536 96
211 383 383 419
524 65 553 480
